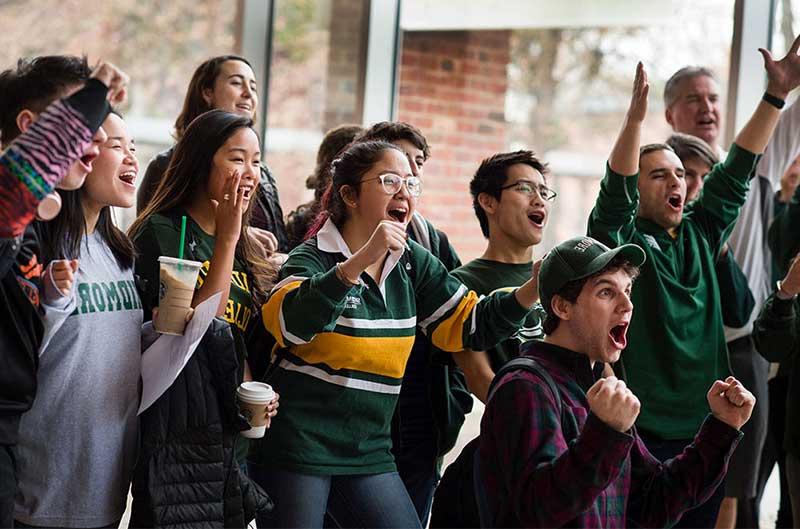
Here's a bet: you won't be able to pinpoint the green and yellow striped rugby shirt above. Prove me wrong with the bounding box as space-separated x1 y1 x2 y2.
255 219 531 474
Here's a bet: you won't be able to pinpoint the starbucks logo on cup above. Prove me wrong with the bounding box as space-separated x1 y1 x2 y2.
158 280 167 302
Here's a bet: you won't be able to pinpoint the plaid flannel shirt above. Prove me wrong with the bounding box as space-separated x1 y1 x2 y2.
477 340 742 528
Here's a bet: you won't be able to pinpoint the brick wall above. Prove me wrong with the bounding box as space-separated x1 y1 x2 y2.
397 30 511 261
325 0 368 130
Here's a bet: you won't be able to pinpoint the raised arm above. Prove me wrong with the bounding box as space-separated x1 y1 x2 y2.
0 61 127 238
261 245 353 348
734 36 800 154
412 247 535 354
608 62 649 175
588 64 648 246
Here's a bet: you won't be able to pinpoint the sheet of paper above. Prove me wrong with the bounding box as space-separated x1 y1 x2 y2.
138 292 222 415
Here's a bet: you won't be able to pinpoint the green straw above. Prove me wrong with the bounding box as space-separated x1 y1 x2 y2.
178 216 187 268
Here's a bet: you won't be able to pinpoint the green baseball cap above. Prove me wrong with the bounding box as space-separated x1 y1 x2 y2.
539 236 646 314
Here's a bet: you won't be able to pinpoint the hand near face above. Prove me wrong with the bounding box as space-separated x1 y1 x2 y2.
759 34 800 99
586 376 640 432
358 220 408 266
90 60 129 105
626 62 650 124
45 259 79 301
707 376 755 430
214 170 246 244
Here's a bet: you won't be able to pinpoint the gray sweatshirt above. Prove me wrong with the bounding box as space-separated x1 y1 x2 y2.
14 231 143 528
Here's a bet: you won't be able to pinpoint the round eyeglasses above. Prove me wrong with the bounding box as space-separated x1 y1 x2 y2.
500 180 557 201
361 173 423 197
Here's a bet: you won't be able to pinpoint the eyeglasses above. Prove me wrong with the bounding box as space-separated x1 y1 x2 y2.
500 180 557 201
361 173 423 197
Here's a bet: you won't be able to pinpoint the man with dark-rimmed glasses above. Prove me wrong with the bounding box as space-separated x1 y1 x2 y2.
430 150 553 527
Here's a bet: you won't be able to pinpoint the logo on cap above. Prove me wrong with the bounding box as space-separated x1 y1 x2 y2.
573 238 595 253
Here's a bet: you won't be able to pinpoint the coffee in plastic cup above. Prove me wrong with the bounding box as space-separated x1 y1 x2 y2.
237 382 276 439
154 256 202 335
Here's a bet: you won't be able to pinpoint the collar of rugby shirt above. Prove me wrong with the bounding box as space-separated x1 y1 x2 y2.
316 218 404 299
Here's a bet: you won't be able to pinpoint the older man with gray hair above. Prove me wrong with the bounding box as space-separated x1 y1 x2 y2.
664 65 773 529
665 66 723 152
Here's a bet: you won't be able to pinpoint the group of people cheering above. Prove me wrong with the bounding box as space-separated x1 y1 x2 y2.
1 33 800 529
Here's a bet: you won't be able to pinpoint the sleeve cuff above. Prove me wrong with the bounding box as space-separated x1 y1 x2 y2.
695 414 743 452
501 289 534 323
604 163 639 202
311 265 355 302
64 79 110 132
577 413 635 462
724 144 760 179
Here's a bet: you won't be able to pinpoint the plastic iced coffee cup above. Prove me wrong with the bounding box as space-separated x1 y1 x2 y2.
154 256 202 335
236 382 276 439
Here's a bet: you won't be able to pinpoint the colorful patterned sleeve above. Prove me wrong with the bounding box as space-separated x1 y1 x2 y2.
410 241 529 352
0 79 109 238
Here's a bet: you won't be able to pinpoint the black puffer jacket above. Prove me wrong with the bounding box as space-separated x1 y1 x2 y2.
130 318 273 528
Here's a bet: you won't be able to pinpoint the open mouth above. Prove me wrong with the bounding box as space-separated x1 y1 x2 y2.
118 170 137 187
528 210 545 228
667 193 683 211
236 103 252 112
387 207 408 223
240 184 254 200
609 322 629 350
696 117 715 128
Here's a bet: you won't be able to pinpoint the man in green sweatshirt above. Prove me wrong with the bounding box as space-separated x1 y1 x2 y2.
588 42 800 527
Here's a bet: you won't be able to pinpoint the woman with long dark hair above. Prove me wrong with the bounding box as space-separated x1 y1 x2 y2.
253 140 540 528
136 55 288 251
128 109 277 527
14 111 142 528
130 109 276 377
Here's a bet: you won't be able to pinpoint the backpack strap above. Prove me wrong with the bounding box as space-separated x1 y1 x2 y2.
476 356 563 528
487 356 563 418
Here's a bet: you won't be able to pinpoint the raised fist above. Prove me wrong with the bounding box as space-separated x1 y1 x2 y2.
707 377 755 431
587 376 640 432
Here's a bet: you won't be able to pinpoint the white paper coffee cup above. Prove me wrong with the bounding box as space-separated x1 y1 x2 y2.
237 382 276 439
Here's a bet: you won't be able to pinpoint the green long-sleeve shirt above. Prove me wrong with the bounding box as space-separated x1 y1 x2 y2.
255 219 530 474
753 293 799 456
769 181 800 276
588 144 759 439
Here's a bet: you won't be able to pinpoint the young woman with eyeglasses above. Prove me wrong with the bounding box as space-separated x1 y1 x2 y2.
252 140 541 528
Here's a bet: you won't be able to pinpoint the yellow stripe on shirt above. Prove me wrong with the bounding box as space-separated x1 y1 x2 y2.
292 332 416 379
430 290 480 352
262 279 303 348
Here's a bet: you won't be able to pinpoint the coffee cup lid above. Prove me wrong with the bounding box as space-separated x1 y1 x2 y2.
159 256 203 268
237 381 275 403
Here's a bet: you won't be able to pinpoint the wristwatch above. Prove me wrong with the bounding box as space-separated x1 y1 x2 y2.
776 280 798 300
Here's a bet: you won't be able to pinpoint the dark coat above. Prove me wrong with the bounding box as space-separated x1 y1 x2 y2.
130 318 273 528
0 229 42 445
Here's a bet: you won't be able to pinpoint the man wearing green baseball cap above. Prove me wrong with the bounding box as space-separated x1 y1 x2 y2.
476 235 756 528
